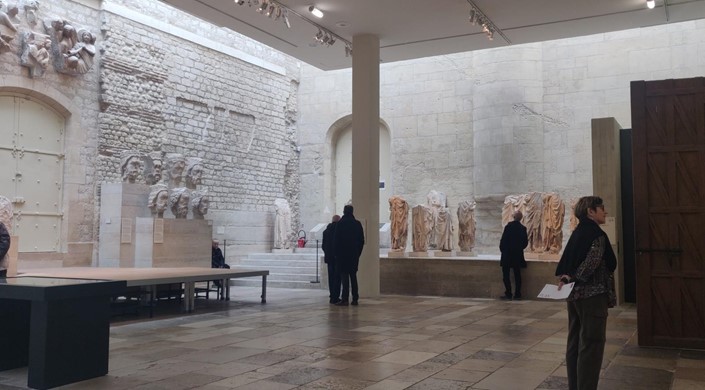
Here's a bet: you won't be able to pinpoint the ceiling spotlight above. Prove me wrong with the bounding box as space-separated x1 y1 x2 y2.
469 9 476 25
646 0 655 8
235 0 245 5
309 5 324 18
258 0 268 12
345 44 352 57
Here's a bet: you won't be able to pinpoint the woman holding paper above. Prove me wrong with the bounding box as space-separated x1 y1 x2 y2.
556 196 616 390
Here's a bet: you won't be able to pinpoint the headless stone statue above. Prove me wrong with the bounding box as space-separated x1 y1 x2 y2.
388 195 409 251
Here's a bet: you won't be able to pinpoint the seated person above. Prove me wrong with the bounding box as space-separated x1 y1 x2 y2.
211 240 229 288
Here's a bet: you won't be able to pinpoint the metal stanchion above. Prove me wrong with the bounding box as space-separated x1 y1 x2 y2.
311 239 320 284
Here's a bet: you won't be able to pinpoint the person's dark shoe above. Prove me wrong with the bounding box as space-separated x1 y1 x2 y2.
513 295 522 301
330 299 341 304
335 301 349 306
500 295 512 301
351 301 358 306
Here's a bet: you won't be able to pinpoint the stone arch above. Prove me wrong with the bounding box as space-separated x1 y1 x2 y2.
0 78 79 254
324 114 391 221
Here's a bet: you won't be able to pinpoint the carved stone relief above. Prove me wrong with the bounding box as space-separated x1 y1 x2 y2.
169 188 190 219
411 204 433 252
185 157 204 189
388 195 408 251
541 192 565 254
0 1 19 54
43 17 96 75
165 153 186 188
457 200 476 252
144 151 164 185
120 151 142 183
0 195 13 232
190 190 209 220
273 198 291 249
147 184 168 218
426 190 447 249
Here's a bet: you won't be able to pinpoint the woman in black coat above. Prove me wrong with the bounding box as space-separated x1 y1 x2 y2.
499 211 528 300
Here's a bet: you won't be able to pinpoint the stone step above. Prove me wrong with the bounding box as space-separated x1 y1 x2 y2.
239 258 322 268
231 279 325 289
246 253 321 261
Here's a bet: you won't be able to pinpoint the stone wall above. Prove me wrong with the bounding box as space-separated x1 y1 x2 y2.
0 0 303 266
298 19 705 254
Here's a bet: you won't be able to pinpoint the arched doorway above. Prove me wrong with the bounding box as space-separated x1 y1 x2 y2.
331 117 391 222
0 95 65 252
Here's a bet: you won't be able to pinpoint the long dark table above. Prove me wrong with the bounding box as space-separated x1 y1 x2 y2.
0 277 126 390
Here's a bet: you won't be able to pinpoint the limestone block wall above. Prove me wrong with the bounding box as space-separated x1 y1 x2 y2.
0 0 303 266
298 19 705 255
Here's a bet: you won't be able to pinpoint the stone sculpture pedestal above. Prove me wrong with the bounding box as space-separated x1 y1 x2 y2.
432 250 456 257
456 251 476 257
539 253 560 261
6 236 18 277
387 250 407 258
273 248 293 253
524 252 540 260
408 251 430 257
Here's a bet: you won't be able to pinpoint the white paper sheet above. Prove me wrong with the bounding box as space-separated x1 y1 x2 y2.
537 282 574 300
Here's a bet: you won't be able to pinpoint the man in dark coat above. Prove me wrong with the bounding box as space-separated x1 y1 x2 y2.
322 215 341 304
0 222 10 277
211 240 230 291
333 205 365 306
499 210 528 300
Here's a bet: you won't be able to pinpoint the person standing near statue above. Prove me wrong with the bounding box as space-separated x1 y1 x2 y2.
322 215 341 304
0 221 10 277
556 196 616 390
499 210 528 300
333 205 365 306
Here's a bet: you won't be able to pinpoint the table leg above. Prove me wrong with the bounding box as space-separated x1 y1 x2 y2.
261 275 267 303
225 278 230 301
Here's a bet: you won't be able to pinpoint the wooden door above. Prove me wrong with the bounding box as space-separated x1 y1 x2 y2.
631 77 705 349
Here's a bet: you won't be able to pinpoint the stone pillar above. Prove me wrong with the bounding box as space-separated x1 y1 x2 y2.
472 44 544 250
352 34 380 297
591 117 623 304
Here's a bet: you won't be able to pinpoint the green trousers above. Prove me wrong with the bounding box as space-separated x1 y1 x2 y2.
566 293 608 390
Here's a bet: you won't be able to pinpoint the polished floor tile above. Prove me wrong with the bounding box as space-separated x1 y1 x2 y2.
0 287 696 389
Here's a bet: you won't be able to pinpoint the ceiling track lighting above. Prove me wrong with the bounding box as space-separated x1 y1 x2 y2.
233 0 352 55
646 0 656 9
466 0 511 44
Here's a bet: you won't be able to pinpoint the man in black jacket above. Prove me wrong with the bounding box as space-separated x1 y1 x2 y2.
333 205 365 306
499 211 528 300
0 222 10 277
322 215 341 304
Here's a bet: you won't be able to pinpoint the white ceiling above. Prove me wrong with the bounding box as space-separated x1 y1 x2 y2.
160 0 705 70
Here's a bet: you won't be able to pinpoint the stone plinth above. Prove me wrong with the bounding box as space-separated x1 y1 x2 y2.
539 253 560 261
387 250 407 258
432 250 456 257
456 251 476 257
381 256 556 299
7 236 18 277
408 251 430 257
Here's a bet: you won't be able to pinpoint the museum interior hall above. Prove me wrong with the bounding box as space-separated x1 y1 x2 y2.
1 0 705 389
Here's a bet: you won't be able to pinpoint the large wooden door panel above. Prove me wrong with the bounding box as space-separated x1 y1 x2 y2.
632 77 705 349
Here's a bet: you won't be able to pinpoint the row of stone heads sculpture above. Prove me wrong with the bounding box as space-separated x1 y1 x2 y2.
502 192 566 254
119 151 209 220
389 191 477 253
0 0 97 77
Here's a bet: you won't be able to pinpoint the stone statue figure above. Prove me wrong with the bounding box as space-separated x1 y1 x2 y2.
190 191 209 220
185 157 204 189
64 28 96 74
388 195 409 251
541 192 565 254
457 200 476 252
525 192 544 252
502 194 526 227
0 195 13 232
273 198 291 249
426 190 447 249
147 184 168 218
169 188 190 219
165 153 186 188
23 0 39 27
20 32 51 78
144 151 163 185
568 198 579 232
411 204 433 252
0 1 18 53
435 207 454 251
120 152 142 183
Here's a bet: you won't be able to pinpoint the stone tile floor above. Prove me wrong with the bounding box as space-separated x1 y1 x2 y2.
1 287 704 389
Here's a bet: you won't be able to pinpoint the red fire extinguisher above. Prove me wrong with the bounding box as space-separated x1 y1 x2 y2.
297 230 307 248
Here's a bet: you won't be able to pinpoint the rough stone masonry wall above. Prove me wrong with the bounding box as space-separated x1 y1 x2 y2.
98 0 302 256
0 0 102 266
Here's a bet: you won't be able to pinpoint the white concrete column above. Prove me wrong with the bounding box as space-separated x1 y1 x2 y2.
352 34 380 297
